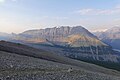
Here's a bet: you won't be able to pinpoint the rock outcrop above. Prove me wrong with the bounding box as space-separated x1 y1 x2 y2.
10 26 120 64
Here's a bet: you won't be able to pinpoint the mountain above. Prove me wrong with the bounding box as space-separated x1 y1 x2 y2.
10 26 120 64
11 26 107 47
94 27 120 50
0 32 11 40
11 26 98 45
0 41 120 80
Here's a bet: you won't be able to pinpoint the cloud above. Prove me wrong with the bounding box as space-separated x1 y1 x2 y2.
51 16 68 20
75 5 120 15
40 16 68 20
115 5 120 9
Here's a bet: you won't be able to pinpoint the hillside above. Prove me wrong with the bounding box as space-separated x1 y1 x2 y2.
0 51 120 80
0 41 120 80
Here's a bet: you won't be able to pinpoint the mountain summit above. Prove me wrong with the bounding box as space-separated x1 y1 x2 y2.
11 26 106 47
10 26 120 64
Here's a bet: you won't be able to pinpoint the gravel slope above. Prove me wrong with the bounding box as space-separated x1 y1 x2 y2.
0 41 120 76
0 51 120 80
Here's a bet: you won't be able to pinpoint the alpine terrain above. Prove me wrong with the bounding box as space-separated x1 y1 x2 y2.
9 26 120 71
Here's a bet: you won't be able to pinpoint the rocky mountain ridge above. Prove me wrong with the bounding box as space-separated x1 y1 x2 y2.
11 26 105 47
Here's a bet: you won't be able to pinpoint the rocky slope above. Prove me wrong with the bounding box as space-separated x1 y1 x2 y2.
0 41 120 80
1 51 120 80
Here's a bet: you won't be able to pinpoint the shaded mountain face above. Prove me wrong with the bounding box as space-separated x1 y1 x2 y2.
94 27 120 50
10 26 120 63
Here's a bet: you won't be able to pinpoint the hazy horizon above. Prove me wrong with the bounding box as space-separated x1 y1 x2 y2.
0 0 120 33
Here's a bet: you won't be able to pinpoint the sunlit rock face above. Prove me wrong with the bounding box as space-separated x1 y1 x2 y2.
10 26 120 63
12 26 97 43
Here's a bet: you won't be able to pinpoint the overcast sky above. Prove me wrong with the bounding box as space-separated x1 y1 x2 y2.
0 0 120 33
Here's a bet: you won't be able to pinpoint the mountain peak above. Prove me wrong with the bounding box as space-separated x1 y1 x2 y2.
106 27 120 33
10 26 106 48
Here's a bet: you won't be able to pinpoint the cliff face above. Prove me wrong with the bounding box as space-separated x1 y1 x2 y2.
11 26 120 63
12 26 102 46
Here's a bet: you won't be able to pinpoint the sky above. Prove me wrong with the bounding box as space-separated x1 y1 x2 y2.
0 0 120 33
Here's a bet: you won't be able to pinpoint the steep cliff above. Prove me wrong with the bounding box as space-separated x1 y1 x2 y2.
11 26 120 63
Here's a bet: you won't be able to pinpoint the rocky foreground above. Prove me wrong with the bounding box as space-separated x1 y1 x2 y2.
0 51 120 80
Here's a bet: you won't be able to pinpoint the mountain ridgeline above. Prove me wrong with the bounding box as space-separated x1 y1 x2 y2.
10 26 120 66
94 27 120 50
12 26 97 43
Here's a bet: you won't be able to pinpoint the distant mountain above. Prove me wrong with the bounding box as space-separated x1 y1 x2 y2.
94 27 120 50
10 26 120 65
0 32 11 40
